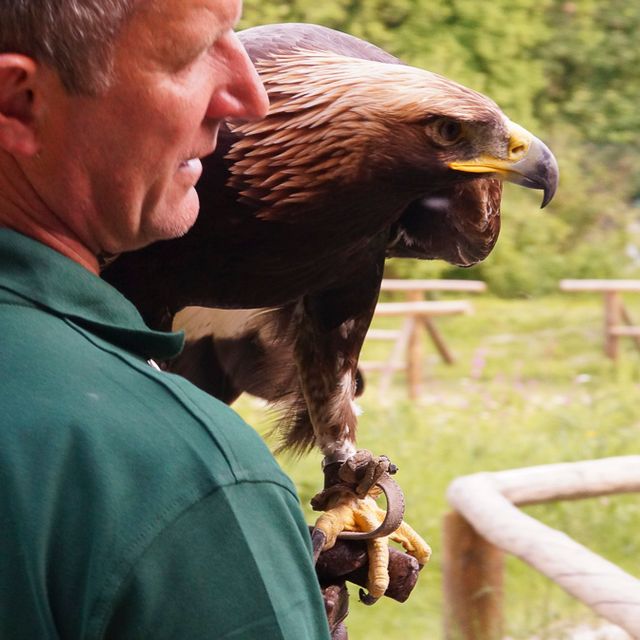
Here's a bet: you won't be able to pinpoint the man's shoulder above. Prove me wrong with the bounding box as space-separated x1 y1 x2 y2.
0 294 307 638
0 295 124 421
0 294 289 490
0 291 82 363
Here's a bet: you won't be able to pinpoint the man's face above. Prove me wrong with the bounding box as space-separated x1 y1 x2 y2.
30 0 268 254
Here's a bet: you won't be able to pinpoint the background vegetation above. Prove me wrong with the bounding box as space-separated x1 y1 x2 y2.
240 0 640 297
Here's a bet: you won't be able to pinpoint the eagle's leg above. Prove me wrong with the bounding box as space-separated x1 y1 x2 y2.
292 291 382 482
292 284 392 483
293 285 431 602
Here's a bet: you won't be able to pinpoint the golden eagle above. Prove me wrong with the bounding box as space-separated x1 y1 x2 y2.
103 22 558 603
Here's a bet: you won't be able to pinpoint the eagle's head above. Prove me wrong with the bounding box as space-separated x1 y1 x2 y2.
226 43 558 267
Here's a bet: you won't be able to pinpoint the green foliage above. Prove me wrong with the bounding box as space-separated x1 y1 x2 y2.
537 0 640 146
239 0 640 297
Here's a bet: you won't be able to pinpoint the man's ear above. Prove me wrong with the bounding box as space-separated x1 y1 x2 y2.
0 54 40 157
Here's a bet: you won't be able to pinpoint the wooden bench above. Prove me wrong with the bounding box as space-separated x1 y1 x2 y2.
361 279 486 398
559 279 640 360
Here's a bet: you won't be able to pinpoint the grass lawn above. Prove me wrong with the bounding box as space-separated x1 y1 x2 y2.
234 294 640 639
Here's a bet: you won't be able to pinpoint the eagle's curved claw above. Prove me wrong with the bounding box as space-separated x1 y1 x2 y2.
312 482 431 602
311 526 327 564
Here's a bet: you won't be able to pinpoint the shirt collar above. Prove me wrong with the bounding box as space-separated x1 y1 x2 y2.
0 229 184 360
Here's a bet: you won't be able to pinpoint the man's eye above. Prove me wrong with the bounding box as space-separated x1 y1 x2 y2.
164 38 212 73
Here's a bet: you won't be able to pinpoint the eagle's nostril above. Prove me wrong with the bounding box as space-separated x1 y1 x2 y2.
510 142 527 158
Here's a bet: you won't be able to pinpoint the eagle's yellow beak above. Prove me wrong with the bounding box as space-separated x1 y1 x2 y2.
448 121 559 208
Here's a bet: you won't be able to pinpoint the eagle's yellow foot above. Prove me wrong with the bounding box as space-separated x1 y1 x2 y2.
313 488 431 603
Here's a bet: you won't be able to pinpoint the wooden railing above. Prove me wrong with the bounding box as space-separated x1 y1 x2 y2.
442 456 640 639
560 279 640 360
363 279 486 398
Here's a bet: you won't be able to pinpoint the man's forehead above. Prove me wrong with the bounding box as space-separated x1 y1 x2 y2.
119 0 242 63
135 0 242 29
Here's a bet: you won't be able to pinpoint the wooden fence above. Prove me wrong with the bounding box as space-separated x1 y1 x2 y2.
363 279 485 398
442 456 640 639
560 279 640 360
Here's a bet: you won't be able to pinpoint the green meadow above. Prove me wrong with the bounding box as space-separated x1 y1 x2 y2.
235 294 640 639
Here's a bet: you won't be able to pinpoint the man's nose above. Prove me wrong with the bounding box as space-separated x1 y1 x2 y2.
206 33 269 123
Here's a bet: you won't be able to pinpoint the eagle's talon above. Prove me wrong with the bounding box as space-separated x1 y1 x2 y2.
313 483 431 604
312 527 328 563
313 452 429 602
358 588 379 606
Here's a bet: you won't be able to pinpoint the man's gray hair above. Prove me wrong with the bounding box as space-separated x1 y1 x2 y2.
0 0 139 94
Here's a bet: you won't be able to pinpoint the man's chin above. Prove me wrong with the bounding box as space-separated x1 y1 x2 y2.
153 190 201 241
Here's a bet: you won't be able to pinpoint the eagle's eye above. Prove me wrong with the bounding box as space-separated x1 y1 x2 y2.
428 118 463 146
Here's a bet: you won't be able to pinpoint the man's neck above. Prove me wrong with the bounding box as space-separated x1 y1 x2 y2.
0 153 99 274
0 219 100 274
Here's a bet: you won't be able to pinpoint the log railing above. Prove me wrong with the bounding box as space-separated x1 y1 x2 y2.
442 456 640 639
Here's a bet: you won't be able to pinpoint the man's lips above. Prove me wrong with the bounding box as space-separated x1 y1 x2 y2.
179 158 202 170
179 131 218 179
178 157 203 183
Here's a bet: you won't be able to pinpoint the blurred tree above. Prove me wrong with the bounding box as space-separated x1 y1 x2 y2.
537 0 640 146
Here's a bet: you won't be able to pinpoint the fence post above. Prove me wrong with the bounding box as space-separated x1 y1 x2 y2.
442 512 504 640
406 290 424 399
604 291 622 360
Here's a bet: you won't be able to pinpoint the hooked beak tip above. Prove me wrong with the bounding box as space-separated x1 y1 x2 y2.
538 143 559 208
541 186 555 209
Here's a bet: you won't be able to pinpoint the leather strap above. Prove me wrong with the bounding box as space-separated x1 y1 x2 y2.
337 472 405 541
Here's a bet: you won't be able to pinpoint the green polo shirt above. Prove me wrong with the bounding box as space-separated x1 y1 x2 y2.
0 229 329 640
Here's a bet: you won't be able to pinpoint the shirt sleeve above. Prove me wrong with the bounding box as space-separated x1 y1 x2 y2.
101 481 330 640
